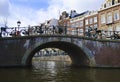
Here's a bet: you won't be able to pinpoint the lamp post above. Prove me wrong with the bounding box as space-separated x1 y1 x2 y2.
16 20 21 36
17 20 21 31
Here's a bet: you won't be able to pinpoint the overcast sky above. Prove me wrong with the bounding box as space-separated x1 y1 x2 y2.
0 0 105 27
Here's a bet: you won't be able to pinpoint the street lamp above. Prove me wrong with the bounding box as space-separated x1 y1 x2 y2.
17 20 21 31
16 20 21 36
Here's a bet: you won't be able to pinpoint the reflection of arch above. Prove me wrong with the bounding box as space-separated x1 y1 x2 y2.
22 41 96 67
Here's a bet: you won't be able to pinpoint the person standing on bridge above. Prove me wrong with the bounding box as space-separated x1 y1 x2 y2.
39 25 43 34
52 25 56 34
87 27 92 37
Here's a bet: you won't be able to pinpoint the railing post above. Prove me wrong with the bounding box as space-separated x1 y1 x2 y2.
64 26 67 35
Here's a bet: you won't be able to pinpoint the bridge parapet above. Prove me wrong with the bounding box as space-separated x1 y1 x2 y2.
0 35 120 67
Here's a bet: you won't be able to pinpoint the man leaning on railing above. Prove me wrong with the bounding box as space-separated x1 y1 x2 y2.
110 31 120 39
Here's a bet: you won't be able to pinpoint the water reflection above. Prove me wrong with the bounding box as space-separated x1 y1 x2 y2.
0 61 120 82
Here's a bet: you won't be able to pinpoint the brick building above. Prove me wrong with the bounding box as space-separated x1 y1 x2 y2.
98 0 120 36
84 11 98 35
58 0 120 37
58 11 70 27
69 11 89 36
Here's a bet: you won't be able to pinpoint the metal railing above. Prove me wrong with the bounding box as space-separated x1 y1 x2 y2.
0 26 120 40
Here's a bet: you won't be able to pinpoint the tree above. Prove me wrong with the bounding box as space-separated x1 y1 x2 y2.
0 16 8 37
1 16 8 28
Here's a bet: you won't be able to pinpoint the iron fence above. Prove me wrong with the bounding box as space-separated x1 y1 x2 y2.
0 26 120 40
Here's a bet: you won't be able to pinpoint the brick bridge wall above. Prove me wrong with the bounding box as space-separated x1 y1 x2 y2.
0 35 120 68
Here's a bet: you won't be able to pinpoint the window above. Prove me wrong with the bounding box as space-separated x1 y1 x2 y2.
103 3 106 8
79 29 83 33
107 12 112 23
71 28 76 35
108 26 113 36
85 26 88 32
94 24 98 29
85 19 88 25
78 29 84 35
101 14 106 24
80 21 83 27
108 26 113 31
90 25 93 29
115 0 118 4
116 24 120 31
71 23 75 28
89 18 93 24
94 17 97 23
114 10 119 21
106 1 112 7
76 22 79 27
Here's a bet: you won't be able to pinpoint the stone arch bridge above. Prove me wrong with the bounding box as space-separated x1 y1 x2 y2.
0 35 120 68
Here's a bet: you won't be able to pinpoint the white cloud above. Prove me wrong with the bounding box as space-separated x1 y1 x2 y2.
49 0 104 13
8 4 37 27
0 0 105 27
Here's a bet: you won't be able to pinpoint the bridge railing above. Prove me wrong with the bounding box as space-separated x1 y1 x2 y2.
0 26 120 40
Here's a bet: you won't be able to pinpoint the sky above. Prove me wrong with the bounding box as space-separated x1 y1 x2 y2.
0 0 105 27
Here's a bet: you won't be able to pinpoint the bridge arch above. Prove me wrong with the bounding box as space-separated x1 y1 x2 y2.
22 40 96 67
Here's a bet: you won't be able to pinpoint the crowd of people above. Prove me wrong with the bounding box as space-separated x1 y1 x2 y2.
85 27 120 39
0 25 65 37
0 25 120 39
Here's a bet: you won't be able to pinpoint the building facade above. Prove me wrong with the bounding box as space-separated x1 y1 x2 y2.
98 0 120 36
58 11 70 27
84 11 98 36
69 11 89 36
58 0 120 37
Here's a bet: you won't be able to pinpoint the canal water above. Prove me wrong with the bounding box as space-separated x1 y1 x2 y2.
0 61 120 82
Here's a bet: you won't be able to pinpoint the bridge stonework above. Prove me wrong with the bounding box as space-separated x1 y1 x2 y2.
0 35 120 68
